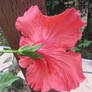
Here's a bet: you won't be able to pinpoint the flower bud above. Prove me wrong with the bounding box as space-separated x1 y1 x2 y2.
18 44 43 59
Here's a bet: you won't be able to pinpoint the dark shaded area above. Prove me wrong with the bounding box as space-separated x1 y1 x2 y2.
46 0 65 15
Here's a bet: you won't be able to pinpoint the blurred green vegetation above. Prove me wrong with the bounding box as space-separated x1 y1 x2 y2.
46 0 66 15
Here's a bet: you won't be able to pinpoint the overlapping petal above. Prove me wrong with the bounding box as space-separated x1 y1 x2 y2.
16 6 84 49
19 56 33 68
25 48 85 92
16 5 85 92
16 6 45 43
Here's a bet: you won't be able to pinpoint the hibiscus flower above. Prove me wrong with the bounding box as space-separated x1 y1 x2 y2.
16 5 85 92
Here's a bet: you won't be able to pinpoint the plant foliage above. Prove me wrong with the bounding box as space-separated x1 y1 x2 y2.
0 72 19 92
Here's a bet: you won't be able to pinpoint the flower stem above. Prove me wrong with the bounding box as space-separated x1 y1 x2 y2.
0 50 18 53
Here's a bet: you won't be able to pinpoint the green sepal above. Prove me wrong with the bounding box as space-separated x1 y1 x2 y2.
18 44 43 59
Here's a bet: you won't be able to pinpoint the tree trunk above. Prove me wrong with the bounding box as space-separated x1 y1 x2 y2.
0 0 46 49
0 0 46 92
86 0 92 40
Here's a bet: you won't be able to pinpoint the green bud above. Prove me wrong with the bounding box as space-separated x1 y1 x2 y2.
18 44 43 59
0 44 43 60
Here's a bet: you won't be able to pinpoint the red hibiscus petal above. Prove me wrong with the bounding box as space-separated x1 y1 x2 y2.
25 50 85 92
16 5 45 43
16 6 84 49
19 56 33 68
47 51 85 91
19 36 32 47
44 8 84 49
15 5 85 92
26 60 51 91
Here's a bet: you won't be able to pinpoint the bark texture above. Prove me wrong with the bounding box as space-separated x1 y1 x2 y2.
0 0 46 92
0 0 46 49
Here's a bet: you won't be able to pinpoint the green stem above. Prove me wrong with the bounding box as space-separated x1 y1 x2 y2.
0 50 18 53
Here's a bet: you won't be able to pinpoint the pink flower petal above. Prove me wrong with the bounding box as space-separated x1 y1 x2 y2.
26 59 51 91
48 51 85 91
16 6 84 49
25 50 85 92
16 5 45 43
15 5 85 92
19 57 33 68
44 8 84 49
19 36 32 47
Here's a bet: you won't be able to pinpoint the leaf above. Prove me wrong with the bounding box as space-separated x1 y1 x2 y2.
3 47 11 50
78 43 83 48
78 40 92 48
72 47 80 52
83 40 92 48
0 88 4 92
12 78 23 89
0 72 19 92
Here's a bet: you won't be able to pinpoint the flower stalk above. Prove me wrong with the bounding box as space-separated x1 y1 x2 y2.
0 44 43 59
0 50 18 53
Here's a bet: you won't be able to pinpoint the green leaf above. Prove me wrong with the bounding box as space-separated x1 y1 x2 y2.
12 78 23 89
72 47 80 52
0 72 19 92
78 40 92 48
0 88 4 92
83 40 92 48
3 47 11 50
